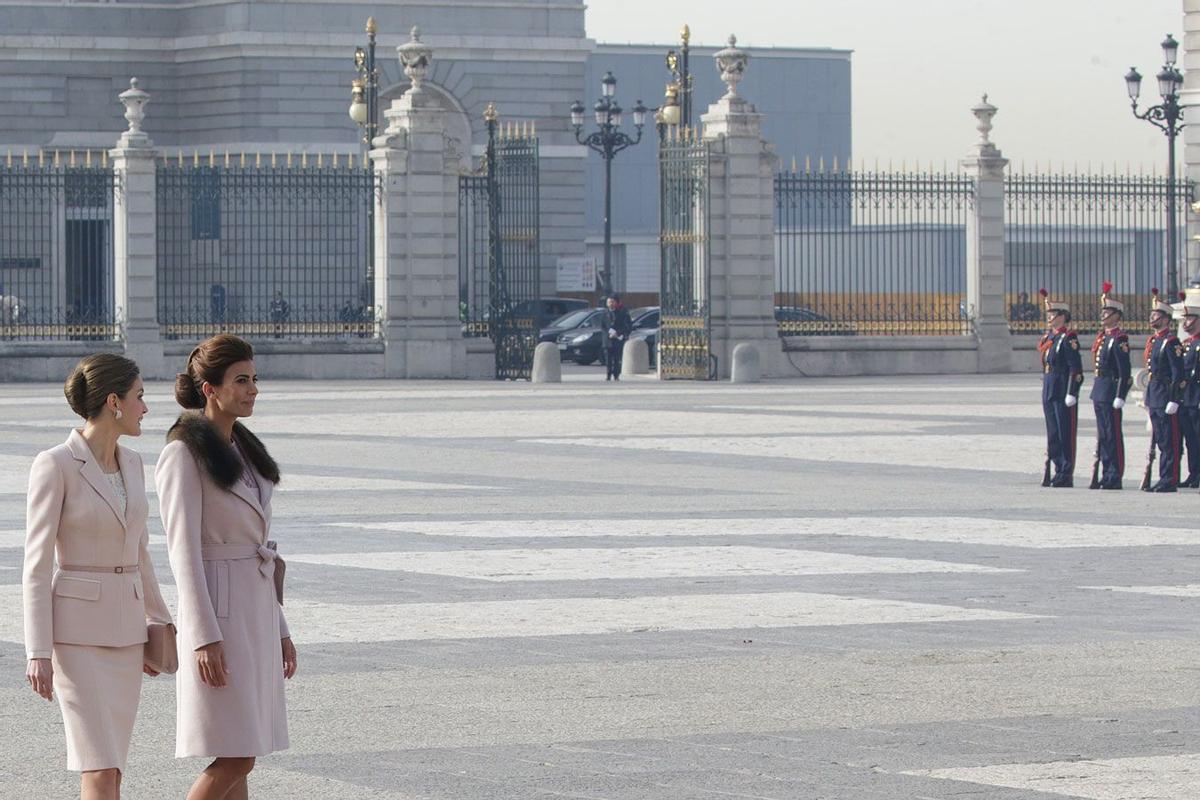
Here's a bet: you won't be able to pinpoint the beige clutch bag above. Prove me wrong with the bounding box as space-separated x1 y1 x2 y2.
145 622 178 675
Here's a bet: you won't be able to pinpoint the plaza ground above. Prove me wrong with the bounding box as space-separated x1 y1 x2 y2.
0 372 1196 799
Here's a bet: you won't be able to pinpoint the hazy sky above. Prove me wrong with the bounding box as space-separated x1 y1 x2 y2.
586 0 1183 172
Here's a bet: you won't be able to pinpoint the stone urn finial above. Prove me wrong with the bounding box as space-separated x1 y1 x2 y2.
972 93 998 147
118 78 150 137
398 25 433 95
714 34 749 99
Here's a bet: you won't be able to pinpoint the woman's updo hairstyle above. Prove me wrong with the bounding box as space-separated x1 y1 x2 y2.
174 334 255 409
63 354 140 421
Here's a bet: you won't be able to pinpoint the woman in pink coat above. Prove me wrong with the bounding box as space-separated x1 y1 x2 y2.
156 334 297 800
23 354 173 799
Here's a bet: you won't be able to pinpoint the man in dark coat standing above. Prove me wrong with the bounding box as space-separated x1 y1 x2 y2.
603 294 633 381
1039 289 1084 487
1174 293 1200 487
1143 289 1186 492
1088 283 1132 490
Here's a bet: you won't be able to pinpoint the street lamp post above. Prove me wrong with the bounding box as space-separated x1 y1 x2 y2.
571 72 647 302
665 25 693 130
1126 34 1186 297
348 17 380 149
348 17 380 306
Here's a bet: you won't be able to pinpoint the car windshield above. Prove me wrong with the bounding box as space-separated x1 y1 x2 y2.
549 309 590 328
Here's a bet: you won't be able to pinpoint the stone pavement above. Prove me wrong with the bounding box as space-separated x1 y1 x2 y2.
0 372 1196 799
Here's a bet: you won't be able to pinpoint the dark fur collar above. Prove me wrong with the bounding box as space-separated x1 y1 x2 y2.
166 413 280 488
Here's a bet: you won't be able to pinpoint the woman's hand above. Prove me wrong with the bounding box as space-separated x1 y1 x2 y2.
195 642 230 688
143 663 161 677
26 658 53 701
281 637 297 679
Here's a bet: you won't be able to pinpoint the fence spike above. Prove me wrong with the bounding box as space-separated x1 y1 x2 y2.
22 149 28 167
271 152 277 168
790 155 797 173
102 149 109 168
532 118 537 136
84 149 92 167
832 155 839 172
224 149 230 169
192 150 199 167
286 151 292 168
4 149 9 168
349 151 355 169
331 151 339 169
53 150 60 167
239 151 245 168
68 150 75 167
317 152 323 168
39 150 45 167
818 156 825 173
207 149 214 168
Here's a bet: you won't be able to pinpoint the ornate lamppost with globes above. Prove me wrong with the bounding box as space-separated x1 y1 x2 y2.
348 17 380 151
1125 34 1186 297
664 25 693 130
570 72 647 302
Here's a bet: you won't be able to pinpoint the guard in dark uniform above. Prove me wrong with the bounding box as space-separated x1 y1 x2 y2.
1143 289 1185 492
1088 283 1132 490
1039 289 1083 487
1175 294 1200 488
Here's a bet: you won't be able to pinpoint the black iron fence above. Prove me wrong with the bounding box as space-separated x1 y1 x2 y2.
0 152 117 341
156 152 376 340
1003 172 1193 335
774 168 974 336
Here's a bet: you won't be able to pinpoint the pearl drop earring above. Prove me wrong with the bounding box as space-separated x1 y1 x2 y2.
115 408 123 420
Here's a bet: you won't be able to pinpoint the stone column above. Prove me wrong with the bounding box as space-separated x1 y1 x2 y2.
960 95 1013 373
700 36 782 379
1183 2 1200 287
109 79 165 376
371 28 467 378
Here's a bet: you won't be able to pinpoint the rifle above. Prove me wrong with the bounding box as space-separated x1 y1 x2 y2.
1089 444 1102 489
1042 450 1052 487
1140 429 1157 491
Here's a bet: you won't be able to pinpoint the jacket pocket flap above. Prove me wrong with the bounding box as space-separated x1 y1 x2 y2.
54 576 102 601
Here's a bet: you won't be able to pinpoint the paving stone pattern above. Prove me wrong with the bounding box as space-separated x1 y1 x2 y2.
0 372 1196 799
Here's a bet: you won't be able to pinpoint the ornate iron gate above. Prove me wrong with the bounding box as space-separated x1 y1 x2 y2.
658 132 713 379
458 108 540 380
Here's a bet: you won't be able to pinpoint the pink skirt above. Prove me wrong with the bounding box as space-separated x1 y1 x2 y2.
52 642 143 772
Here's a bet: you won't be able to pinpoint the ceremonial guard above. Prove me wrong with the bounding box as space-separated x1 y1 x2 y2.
1039 289 1084 487
1088 283 1132 490
1142 289 1185 492
1175 292 1200 488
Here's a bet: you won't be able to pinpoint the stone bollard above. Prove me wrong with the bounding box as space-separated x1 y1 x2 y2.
531 342 562 383
730 343 762 383
621 338 650 377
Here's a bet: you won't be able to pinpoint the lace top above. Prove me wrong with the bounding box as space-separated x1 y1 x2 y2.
104 470 127 516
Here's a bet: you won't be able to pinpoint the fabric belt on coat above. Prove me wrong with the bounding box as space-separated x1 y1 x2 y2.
201 543 277 579
59 563 138 574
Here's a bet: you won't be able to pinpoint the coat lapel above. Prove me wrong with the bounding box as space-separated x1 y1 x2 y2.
227 465 268 528
66 430 126 528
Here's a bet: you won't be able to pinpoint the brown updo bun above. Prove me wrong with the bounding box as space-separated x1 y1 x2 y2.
63 354 140 420
175 335 254 409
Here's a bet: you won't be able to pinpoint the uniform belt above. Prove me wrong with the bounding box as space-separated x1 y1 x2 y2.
201 543 277 579
59 563 138 574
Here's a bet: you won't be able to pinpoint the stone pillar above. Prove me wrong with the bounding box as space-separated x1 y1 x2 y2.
109 79 165 376
960 95 1013 373
1183 2 1200 287
371 28 467 378
701 36 782 379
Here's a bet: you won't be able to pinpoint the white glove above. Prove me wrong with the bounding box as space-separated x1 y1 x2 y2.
1064 395 1077 408
1166 401 1179 415
1113 398 1125 410
608 327 617 338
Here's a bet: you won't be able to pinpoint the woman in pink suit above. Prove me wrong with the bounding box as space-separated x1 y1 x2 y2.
23 354 173 799
156 334 297 800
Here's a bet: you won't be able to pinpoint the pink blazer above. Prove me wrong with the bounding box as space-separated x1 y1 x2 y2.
23 429 172 660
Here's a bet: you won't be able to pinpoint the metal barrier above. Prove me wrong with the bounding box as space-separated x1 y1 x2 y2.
1004 172 1193 335
0 152 117 342
156 153 376 340
774 168 974 336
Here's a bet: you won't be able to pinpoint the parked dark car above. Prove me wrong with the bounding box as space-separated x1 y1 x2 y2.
625 307 661 366
774 305 857 336
519 297 590 327
566 306 660 366
540 307 607 348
